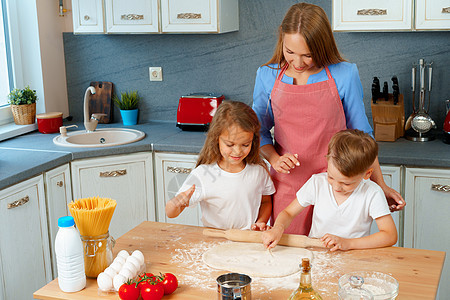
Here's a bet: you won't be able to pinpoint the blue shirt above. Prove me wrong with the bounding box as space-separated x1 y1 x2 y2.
252 62 373 147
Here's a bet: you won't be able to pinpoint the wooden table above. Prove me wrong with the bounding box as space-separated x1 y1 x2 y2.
35 221 445 299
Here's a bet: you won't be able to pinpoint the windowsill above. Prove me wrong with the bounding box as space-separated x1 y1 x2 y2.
0 122 38 143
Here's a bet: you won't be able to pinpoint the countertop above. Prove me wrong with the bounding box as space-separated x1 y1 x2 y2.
1 121 449 190
34 221 446 299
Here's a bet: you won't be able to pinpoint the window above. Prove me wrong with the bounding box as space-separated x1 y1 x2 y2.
0 0 12 107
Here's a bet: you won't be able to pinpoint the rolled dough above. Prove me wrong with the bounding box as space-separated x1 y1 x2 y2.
202 242 313 278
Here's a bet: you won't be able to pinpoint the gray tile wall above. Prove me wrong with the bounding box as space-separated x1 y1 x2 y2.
63 1 450 129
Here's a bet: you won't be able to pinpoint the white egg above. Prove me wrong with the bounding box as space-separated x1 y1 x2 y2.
131 250 145 266
104 266 117 279
113 256 126 266
119 267 134 281
113 274 126 291
126 255 141 271
97 272 113 292
121 262 138 278
117 250 130 260
109 261 122 274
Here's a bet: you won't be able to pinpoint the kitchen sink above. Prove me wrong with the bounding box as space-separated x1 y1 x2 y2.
53 128 146 148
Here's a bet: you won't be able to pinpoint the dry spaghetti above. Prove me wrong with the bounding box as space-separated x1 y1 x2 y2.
68 197 116 278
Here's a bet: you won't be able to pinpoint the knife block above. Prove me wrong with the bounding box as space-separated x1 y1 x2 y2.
371 94 405 142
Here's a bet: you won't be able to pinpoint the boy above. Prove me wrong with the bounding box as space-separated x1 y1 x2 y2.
262 129 397 251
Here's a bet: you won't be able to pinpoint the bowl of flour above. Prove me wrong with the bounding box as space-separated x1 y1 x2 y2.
338 271 399 300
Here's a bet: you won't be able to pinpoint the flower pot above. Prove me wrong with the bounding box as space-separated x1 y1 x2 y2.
11 103 36 125
120 109 138 126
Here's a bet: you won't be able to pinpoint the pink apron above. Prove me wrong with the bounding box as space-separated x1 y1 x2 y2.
270 64 346 235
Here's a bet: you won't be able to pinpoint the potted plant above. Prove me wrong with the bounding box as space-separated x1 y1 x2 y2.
113 90 140 126
8 86 38 125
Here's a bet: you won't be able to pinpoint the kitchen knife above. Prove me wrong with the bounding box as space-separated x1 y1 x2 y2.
203 228 325 248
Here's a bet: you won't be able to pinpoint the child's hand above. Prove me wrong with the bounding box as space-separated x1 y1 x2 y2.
272 153 300 174
261 225 284 249
251 223 272 231
321 233 350 252
171 185 195 208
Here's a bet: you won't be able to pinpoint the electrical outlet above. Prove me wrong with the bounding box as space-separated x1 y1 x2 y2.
149 67 163 81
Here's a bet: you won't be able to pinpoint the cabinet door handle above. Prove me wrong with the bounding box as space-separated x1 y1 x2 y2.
100 169 127 177
443 7 450 13
431 184 450 192
167 166 192 174
7 196 30 209
84 15 90 21
121 14 144 20
357 9 387 16
57 181 63 187
177 13 202 19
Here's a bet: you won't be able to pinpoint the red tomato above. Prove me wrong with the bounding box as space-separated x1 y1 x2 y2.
140 281 164 300
161 273 178 295
118 281 140 300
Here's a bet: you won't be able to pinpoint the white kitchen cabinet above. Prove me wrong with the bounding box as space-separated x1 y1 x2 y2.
105 0 159 33
44 163 73 278
404 167 450 298
71 152 155 238
333 0 450 31
72 0 105 33
0 175 52 300
72 0 238 34
332 0 413 31
415 0 450 30
370 165 403 247
155 152 202 226
160 0 239 33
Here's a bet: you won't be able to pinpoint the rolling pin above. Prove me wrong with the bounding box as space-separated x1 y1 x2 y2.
203 228 325 248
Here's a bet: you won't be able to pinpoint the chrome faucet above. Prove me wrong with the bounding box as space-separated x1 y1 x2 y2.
83 86 106 132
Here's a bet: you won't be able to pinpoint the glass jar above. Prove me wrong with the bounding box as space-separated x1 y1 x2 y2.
80 232 115 278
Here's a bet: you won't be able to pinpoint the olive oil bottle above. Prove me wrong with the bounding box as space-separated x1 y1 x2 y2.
288 258 322 299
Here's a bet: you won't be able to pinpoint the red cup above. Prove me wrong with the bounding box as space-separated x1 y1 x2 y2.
36 112 63 134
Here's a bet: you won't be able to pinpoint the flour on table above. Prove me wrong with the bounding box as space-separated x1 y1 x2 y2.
202 242 313 278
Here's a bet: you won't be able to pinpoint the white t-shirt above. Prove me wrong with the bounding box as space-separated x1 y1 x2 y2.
296 173 390 239
178 163 275 230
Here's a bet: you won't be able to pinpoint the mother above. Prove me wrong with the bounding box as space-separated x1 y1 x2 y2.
252 3 405 235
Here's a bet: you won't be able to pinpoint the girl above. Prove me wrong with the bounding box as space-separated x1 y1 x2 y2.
165 100 275 230
252 3 404 235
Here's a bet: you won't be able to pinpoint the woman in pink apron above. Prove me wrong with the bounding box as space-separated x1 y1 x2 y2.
252 3 405 235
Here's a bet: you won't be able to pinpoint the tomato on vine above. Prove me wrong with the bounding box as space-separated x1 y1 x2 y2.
159 272 178 295
118 280 140 300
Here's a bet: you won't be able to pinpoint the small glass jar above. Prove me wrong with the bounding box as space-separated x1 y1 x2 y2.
80 232 115 278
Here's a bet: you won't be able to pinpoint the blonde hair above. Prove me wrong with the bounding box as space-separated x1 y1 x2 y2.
263 2 345 69
196 100 266 169
327 129 378 177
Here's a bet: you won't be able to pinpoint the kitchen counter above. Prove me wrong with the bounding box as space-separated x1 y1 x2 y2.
34 221 445 299
1 121 449 190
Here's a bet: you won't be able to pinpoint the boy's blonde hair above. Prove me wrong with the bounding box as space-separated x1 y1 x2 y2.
327 129 378 177
263 2 345 69
196 100 266 169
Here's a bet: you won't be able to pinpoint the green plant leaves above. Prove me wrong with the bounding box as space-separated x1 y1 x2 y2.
7 86 38 105
113 90 140 110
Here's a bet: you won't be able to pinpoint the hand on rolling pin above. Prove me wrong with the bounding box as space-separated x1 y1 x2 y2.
261 225 284 250
165 185 195 218
251 222 272 231
321 233 349 252
272 153 300 174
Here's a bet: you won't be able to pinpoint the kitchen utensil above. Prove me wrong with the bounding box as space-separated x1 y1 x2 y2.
203 228 325 248
406 59 436 142
176 92 224 131
338 275 373 300
338 272 398 300
36 112 63 133
217 273 251 300
89 81 113 123
371 93 405 142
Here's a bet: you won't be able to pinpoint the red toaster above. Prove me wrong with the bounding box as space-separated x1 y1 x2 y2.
176 93 224 131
